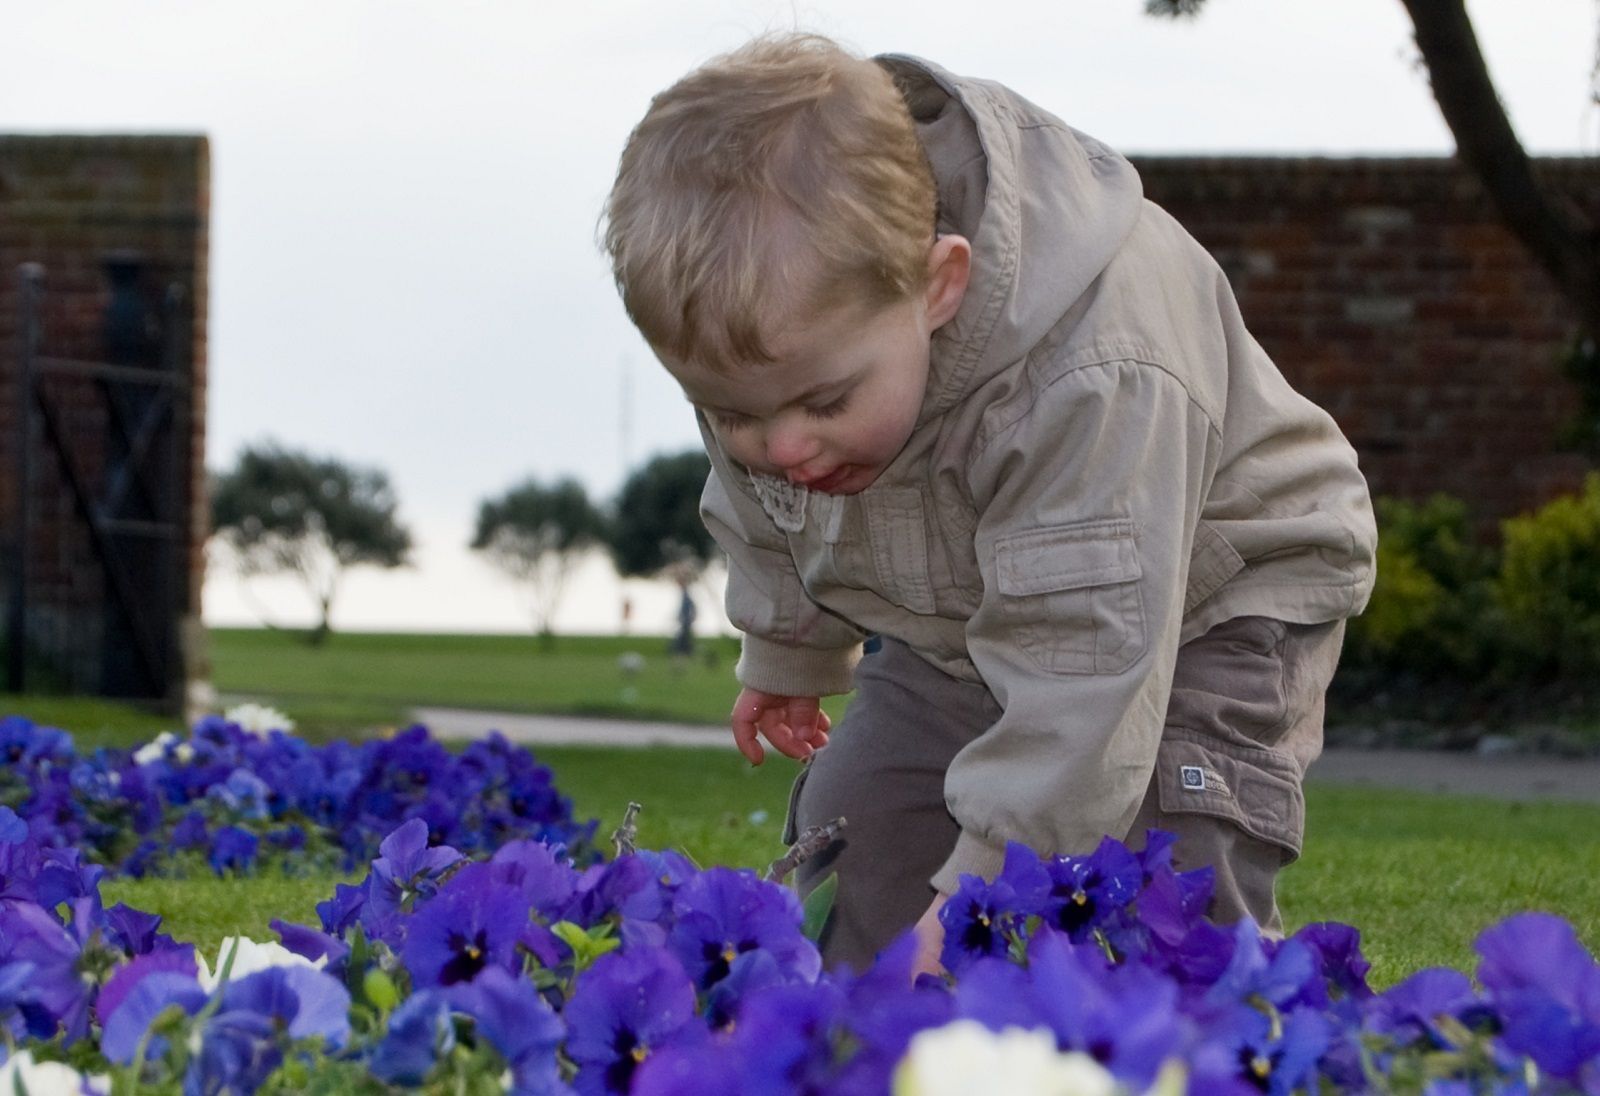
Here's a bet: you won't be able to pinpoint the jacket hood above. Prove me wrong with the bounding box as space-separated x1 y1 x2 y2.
875 55 1145 421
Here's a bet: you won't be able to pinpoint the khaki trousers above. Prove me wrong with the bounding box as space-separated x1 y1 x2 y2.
787 616 1345 972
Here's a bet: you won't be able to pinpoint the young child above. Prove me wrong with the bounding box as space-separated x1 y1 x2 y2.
602 34 1376 973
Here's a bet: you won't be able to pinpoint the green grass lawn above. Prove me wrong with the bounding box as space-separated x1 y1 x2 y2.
207 628 852 739
1 693 179 751
97 743 1600 989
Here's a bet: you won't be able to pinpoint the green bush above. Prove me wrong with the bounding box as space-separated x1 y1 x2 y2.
1346 494 1498 675
1496 472 1600 677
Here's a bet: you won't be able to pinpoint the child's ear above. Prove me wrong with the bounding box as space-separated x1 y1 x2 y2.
924 234 971 329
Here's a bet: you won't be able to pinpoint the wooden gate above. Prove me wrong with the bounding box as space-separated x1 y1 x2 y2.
5 256 193 705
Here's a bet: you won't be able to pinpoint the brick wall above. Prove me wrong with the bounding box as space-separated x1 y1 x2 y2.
0 135 209 710
1133 156 1597 527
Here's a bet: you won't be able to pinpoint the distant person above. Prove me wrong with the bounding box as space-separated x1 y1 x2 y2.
602 34 1376 974
670 576 697 658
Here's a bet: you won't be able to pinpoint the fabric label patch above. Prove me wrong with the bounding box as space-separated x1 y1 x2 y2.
1179 765 1207 792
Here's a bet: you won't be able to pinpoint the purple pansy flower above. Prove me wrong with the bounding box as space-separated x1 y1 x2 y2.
1475 913 1600 1082
446 965 569 1095
208 825 259 875
369 990 455 1085
1040 836 1143 940
565 947 701 1096
1191 1002 1331 1096
366 817 465 927
401 863 530 989
100 970 209 1064
938 842 1050 974
666 867 819 991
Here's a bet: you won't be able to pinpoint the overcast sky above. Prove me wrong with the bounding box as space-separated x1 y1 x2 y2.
4 1 1596 632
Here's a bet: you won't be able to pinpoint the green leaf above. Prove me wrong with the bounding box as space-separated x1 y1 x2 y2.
801 873 837 943
363 968 399 1013
550 921 621 972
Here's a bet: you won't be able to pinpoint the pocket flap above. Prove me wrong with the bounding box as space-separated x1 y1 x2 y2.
996 519 1141 596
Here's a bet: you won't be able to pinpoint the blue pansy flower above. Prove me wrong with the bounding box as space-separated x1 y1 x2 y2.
1475 913 1600 1083
1041 836 1143 940
369 990 455 1085
1204 919 1319 1011
666 867 819 992
564 947 701 1096
938 842 1050 974
401 863 530 989
366 817 465 923
208 826 259 875
207 768 273 820
445 965 569 1095
1365 967 1483 1049
100 970 209 1064
95 948 198 1031
0 807 27 845
0 898 91 1042
1191 1002 1330 1096
487 838 579 919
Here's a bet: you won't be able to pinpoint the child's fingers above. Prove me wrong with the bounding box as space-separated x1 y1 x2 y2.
784 697 825 754
759 708 812 760
730 703 766 765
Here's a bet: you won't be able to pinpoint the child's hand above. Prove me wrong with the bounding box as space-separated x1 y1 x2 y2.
730 688 831 765
912 893 949 981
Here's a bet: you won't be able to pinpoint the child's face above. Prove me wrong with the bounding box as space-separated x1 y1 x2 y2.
669 297 932 495
664 237 970 496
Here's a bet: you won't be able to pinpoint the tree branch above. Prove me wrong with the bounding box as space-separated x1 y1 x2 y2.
763 817 847 884
1399 0 1600 334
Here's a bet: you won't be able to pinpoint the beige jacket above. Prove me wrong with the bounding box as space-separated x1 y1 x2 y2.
697 55 1376 891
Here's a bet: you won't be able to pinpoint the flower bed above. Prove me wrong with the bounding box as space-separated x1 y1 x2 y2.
0 715 598 877
1 722 1598 1094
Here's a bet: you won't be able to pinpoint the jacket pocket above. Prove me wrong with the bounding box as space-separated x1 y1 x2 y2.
994 518 1146 675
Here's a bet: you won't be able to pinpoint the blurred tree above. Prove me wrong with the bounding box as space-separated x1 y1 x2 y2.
1146 0 1600 339
608 450 717 579
210 444 413 645
471 477 608 640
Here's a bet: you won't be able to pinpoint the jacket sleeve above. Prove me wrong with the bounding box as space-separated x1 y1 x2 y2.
695 415 865 697
933 358 1221 892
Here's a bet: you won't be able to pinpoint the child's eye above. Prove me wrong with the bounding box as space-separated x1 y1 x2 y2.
806 395 850 420
710 409 753 430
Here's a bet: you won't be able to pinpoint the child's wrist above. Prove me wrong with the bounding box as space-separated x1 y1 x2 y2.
930 830 1008 894
736 634 862 697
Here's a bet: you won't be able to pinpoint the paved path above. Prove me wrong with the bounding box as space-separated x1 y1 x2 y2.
412 707 1600 805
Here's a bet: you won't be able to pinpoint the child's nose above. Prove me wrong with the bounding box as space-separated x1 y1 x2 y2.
764 419 820 471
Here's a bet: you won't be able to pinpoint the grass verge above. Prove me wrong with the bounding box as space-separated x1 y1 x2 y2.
96 744 1600 988
208 628 852 736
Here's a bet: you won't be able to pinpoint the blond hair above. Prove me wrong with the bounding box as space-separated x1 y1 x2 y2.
602 34 937 373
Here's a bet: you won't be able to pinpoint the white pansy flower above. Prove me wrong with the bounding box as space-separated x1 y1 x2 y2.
0 1050 107 1096
132 731 180 766
224 702 295 735
196 935 326 992
893 1021 1119 1096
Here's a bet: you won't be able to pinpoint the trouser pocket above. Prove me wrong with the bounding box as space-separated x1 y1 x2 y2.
1150 732 1306 862
781 760 813 846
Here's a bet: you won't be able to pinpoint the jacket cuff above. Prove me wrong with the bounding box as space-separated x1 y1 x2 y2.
930 830 1008 895
736 634 862 698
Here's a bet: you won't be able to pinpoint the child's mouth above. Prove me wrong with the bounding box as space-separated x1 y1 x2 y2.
807 465 858 494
